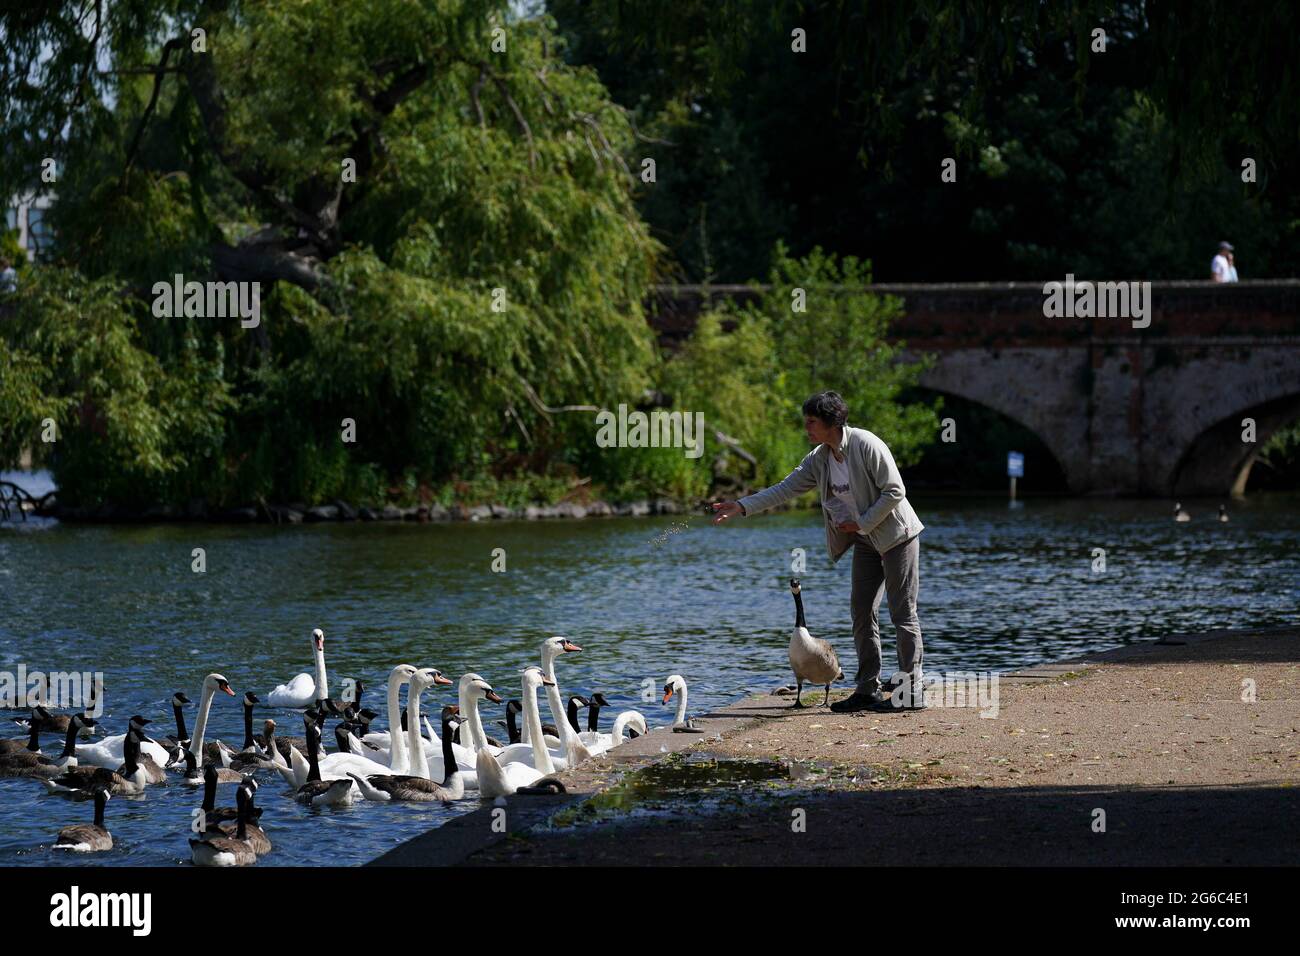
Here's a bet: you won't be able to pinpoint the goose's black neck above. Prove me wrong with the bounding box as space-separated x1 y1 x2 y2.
587 700 602 733
234 787 249 839
201 768 216 813
566 697 582 734
25 721 40 752
173 701 188 741
242 703 255 749
121 731 140 774
93 791 106 828
439 716 457 787
59 721 80 758
505 702 521 743
334 723 351 753
792 587 807 629
305 728 321 782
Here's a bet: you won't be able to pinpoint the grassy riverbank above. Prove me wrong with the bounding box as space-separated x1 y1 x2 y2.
373 625 1299 866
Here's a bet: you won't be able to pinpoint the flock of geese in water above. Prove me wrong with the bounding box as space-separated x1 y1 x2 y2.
0 633 700 865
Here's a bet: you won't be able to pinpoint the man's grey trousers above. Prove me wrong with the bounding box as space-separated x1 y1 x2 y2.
851 534 923 694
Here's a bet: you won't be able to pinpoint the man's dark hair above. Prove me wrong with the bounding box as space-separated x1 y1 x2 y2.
802 390 848 428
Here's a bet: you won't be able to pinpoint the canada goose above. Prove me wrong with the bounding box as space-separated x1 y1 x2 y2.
787 578 844 707
12 682 100 736
294 724 355 807
348 705 465 803
201 780 271 856
565 695 588 734
197 762 253 825
190 784 258 866
321 679 365 719
53 786 113 852
227 695 277 772
182 749 243 785
160 691 191 753
1174 502 1191 522
268 627 328 709
45 727 148 794
0 714 90 778
663 675 702 732
1218 504 1230 523
0 717 42 755
586 692 611 732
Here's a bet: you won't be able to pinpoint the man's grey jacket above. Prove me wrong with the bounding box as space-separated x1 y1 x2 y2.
738 425 924 563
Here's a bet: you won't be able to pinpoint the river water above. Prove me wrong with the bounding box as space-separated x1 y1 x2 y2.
1 488 1297 866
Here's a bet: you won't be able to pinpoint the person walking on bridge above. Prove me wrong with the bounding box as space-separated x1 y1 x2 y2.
711 390 926 712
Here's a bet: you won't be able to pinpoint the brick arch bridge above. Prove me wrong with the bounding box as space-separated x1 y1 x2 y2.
648 281 1300 496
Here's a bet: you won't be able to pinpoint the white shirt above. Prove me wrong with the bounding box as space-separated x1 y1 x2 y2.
1211 254 1237 283
823 452 862 532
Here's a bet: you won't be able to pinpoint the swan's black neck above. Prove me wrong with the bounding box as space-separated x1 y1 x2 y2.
173 701 188 742
242 703 255 749
792 588 807 629
505 703 521 744
566 697 582 734
439 716 457 787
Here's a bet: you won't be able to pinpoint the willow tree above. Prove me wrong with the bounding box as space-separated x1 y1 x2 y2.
0 0 662 506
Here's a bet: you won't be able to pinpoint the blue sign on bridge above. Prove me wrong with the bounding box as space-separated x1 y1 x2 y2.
1007 451 1025 478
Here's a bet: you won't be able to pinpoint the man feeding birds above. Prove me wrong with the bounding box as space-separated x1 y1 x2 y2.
711 390 926 712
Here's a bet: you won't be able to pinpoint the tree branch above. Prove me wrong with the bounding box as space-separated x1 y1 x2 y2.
121 37 184 182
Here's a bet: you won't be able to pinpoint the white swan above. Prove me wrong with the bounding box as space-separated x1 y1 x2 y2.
539 636 593 768
477 668 558 798
268 628 327 709
663 674 699 731
356 664 418 773
583 711 649 757
74 715 172 769
186 673 236 767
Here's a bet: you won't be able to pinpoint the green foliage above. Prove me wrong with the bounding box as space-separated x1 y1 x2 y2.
659 246 941 496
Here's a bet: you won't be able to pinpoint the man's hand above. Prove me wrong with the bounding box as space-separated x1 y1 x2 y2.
837 520 861 533
712 501 743 525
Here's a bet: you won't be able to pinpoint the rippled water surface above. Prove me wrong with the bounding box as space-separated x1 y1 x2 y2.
2 492 1297 866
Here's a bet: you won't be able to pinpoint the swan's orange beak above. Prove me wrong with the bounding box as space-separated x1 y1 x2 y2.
662 689 673 704
433 673 453 686
218 679 235 696
542 676 556 687
485 690 503 703
561 639 582 653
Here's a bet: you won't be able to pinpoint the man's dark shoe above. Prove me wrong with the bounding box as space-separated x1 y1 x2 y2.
830 691 888 713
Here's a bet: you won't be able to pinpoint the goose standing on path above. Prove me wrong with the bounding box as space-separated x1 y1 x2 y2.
1174 502 1191 522
663 675 702 732
787 578 844 707
268 628 328 709
53 786 113 853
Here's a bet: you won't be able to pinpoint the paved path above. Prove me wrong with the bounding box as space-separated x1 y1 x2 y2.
369 625 1299 866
